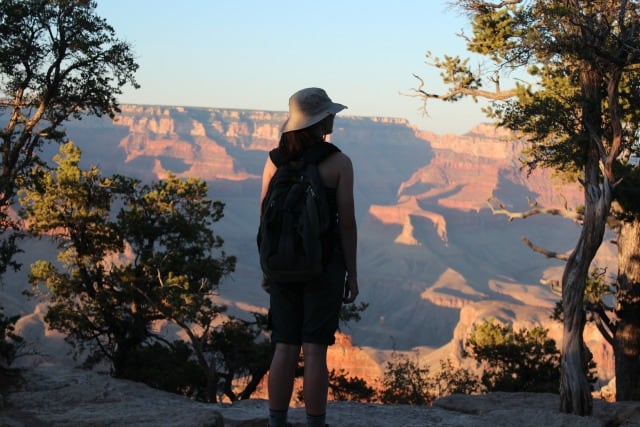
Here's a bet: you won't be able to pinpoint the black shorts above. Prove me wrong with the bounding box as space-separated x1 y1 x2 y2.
268 247 346 346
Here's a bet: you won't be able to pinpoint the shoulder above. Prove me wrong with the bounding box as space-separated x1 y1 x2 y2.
317 150 352 186
325 151 352 169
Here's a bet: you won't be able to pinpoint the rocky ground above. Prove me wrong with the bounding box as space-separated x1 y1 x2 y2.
1 365 640 427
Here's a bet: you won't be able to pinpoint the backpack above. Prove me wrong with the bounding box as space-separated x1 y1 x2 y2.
258 143 341 283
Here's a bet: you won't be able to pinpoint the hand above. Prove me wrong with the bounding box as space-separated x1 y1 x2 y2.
343 276 359 303
261 276 270 293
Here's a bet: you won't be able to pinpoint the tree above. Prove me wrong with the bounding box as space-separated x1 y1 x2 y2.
377 351 480 405
121 315 271 403
378 350 434 405
490 194 640 401
466 319 561 393
205 315 272 402
609 171 640 400
0 0 138 277
413 0 640 413
22 143 237 393
114 171 237 401
0 0 138 365
22 142 127 367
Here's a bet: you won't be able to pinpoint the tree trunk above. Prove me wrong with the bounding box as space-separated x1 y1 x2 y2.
560 242 595 415
559 140 608 415
614 218 640 401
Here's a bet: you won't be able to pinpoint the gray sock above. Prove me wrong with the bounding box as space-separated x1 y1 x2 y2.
268 408 288 427
306 412 326 427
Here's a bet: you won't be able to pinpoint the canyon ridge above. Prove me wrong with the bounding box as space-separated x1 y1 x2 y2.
2 105 616 392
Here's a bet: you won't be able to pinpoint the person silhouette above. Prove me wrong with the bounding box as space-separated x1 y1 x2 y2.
260 88 359 427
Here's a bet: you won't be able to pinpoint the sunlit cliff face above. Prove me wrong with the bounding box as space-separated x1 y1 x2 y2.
369 125 582 247
7 105 613 390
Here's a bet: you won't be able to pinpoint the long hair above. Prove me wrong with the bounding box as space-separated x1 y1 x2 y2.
278 128 324 161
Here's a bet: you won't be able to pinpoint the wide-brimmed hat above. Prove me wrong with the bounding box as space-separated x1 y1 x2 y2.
281 87 347 133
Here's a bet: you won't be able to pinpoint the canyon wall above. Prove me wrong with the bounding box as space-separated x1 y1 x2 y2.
5 104 615 388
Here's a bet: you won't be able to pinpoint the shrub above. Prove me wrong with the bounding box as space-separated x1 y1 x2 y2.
328 368 376 402
465 319 561 393
378 350 434 405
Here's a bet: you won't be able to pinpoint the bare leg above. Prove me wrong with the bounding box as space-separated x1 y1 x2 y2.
302 342 329 416
268 343 301 411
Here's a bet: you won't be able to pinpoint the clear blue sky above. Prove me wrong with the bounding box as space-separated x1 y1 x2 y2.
96 1 489 135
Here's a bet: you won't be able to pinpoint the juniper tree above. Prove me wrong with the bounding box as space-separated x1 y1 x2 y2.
413 0 640 413
0 0 137 359
22 143 237 399
0 0 138 276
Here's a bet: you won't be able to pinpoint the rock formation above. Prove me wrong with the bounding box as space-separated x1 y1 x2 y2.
3 104 617 398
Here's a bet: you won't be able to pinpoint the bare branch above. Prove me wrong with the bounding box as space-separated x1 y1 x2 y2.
405 73 517 116
487 197 583 222
521 236 570 260
455 0 525 15
585 304 615 346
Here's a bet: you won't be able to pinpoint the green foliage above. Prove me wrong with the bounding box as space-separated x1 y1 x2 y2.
377 352 480 405
0 0 138 279
119 341 205 398
0 222 22 280
378 350 434 405
206 316 272 402
339 301 369 324
422 1 640 178
328 369 376 402
0 0 139 124
0 305 22 368
552 267 613 322
22 143 127 366
114 171 236 343
431 359 480 398
22 143 236 389
94 315 270 403
420 1 640 411
466 319 560 393
613 164 640 220
19 142 284 402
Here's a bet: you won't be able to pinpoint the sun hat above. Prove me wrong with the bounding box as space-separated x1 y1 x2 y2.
281 87 347 133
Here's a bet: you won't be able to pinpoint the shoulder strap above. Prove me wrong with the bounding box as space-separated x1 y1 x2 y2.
269 143 341 168
269 147 285 167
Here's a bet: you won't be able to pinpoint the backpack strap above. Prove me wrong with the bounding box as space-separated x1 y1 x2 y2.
269 148 286 167
269 143 341 167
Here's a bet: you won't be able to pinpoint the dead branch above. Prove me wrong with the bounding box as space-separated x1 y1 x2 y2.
408 73 516 103
458 0 525 12
522 236 570 260
585 304 615 346
487 196 583 222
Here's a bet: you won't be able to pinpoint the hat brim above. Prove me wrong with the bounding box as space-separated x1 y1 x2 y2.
281 102 347 133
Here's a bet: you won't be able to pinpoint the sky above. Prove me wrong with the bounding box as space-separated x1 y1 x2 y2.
96 1 490 135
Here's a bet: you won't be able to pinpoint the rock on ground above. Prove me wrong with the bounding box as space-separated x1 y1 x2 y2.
1 365 640 427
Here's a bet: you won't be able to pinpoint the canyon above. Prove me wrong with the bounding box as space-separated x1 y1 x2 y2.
2 104 616 392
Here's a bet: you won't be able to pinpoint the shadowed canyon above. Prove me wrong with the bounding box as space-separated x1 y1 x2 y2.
2 105 616 393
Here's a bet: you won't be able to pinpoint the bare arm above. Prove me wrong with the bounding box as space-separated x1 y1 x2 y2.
260 156 277 210
336 154 359 303
259 155 277 292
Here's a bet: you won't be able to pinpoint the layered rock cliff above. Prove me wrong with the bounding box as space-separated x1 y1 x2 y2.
5 104 615 392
